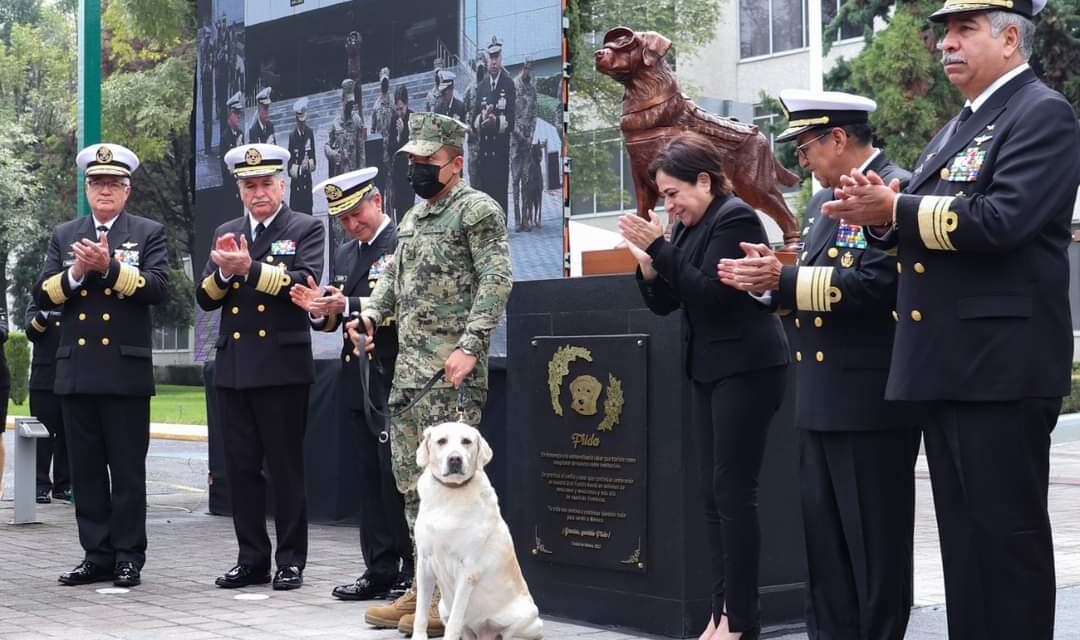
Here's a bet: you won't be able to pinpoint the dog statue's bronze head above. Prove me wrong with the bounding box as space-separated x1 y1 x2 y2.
594 27 672 82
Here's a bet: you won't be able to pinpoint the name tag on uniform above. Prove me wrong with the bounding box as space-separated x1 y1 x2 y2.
834 223 867 249
114 249 140 267
271 239 297 255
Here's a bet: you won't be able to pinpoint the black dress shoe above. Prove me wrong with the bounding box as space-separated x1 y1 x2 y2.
272 565 303 591
114 561 141 587
331 574 392 600
58 561 113 586
52 489 73 503
387 572 412 599
215 564 271 588
36 489 52 504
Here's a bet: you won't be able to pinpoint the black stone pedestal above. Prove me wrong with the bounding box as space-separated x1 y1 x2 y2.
506 275 806 637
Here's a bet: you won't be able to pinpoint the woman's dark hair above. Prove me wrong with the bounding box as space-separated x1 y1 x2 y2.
647 131 733 196
394 84 409 104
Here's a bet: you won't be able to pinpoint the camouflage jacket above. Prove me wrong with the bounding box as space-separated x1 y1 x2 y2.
362 181 512 390
325 112 365 174
371 94 396 162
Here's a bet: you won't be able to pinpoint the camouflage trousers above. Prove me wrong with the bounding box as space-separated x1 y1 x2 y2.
387 385 487 543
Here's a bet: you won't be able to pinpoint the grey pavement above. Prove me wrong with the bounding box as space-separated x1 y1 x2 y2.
3 431 1080 638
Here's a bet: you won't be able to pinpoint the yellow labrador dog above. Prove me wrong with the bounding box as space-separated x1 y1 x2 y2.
412 422 543 640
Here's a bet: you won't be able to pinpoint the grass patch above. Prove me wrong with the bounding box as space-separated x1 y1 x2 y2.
7 384 207 425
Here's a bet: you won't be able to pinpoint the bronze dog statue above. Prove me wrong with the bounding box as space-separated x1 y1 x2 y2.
595 26 800 247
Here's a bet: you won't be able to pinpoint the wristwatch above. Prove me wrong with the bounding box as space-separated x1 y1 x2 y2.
458 347 475 357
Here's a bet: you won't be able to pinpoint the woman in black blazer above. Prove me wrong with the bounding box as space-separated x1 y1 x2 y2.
619 132 789 640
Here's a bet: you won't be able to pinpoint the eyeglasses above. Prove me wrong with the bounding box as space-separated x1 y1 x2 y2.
86 179 129 191
795 132 830 162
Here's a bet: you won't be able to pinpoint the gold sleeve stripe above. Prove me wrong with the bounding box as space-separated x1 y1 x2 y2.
114 263 141 296
201 273 228 301
917 196 959 251
42 273 68 305
795 266 842 312
255 264 291 296
31 318 46 332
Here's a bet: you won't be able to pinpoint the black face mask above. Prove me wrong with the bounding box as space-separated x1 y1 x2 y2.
408 161 448 199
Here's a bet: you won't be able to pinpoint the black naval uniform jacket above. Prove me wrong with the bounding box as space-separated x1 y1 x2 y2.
638 194 790 382
26 299 62 392
196 205 324 389
287 124 317 214
34 212 169 396
775 152 911 431
877 68 1080 402
316 221 399 415
248 118 276 145
475 71 516 160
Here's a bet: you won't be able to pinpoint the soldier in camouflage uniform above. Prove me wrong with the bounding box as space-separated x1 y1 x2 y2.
463 58 487 188
350 112 511 637
371 67 397 210
510 58 538 232
326 78 366 179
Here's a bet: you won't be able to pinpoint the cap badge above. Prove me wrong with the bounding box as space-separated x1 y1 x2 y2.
96 146 113 163
325 184 343 201
245 148 262 166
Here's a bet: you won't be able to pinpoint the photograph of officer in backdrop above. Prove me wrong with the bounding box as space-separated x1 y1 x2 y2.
474 36 516 216
287 97 316 215
291 167 413 602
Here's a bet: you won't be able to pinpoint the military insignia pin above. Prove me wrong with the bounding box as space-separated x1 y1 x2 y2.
325 184 343 201
840 251 854 268
121 241 138 250
244 148 262 166
973 135 992 145
96 146 113 163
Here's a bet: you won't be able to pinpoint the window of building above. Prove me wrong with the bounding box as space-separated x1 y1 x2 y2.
569 128 637 216
153 326 191 352
740 0 862 59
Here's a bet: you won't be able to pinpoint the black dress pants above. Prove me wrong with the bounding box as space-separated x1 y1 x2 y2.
922 399 1058 640
32 390 70 494
800 427 920 640
217 384 310 570
690 365 787 633
61 394 150 568
348 407 411 584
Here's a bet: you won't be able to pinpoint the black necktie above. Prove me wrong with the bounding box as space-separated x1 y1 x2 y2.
254 222 265 240
359 242 369 252
952 106 973 137
96 225 108 233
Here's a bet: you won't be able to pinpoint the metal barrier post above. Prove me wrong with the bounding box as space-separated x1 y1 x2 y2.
12 418 50 524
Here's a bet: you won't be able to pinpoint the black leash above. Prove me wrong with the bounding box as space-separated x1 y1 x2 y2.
354 327 467 443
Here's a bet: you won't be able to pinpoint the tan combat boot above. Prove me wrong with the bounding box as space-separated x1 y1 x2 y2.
365 584 417 628
397 589 443 637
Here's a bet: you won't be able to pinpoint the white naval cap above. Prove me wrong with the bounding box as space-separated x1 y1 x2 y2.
438 71 456 92
316 167 379 216
223 143 290 179
379 67 391 81
293 97 309 120
226 91 244 112
776 89 877 143
77 143 140 177
256 86 272 105
930 0 1045 21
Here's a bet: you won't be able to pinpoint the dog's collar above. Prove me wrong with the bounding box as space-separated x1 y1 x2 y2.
431 472 476 488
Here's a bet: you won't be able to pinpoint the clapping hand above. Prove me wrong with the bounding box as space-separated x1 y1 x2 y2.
289 275 322 314
820 169 902 226
70 230 111 279
717 242 782 295
210 233 253 278
309 285 347 317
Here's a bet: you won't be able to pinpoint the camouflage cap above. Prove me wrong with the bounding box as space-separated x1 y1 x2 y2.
398 112 466 157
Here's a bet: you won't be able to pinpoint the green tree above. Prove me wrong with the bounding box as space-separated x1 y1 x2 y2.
566 0 725 210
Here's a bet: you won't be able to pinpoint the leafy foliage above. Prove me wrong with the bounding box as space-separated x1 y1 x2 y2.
4 332 29 405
